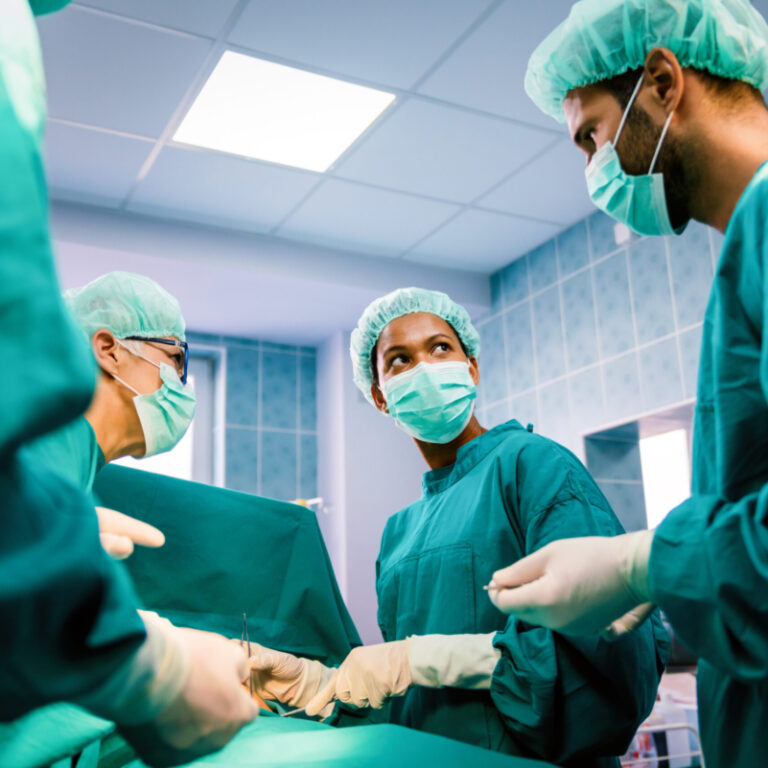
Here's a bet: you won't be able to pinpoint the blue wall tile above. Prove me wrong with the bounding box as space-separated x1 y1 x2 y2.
222 335 260 349
593 251 635 357
603 352 641 423
299 434 317 499
511 390 539 430
490 272 503 313
260 430 298 500
568 367 604 436
532 286 566 383
485 399 511 428
478 315 508 403
503 301 535 395
226 428 259 495
500 257 529 307
597 480 647 531
226 347 260 427
527 240 558 293
680 324 703 400
300 354 317 431
585 437 643 481
187 331 223 346
629 238 675 344
561 271 599 371
588 211 631 261
640 337 683 411
537 379 570 445
261 351 298 430
557 220 589 277
668 222 713 330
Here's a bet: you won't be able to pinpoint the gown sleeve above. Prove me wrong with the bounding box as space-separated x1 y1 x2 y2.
490 442 669 764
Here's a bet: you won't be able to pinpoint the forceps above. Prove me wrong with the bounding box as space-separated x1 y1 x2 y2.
240 612 253 696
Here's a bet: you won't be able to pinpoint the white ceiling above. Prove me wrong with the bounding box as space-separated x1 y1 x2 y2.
37 0 594 275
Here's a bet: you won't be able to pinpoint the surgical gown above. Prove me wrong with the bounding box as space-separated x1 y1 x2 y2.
0 0 146 721
375 421 668 768
648 160 768 768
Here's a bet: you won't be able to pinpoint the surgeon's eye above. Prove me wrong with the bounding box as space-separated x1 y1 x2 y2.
389 353 409 369
433 342 451 354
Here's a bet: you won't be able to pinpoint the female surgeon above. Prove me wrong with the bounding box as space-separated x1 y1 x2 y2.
249 287 669 768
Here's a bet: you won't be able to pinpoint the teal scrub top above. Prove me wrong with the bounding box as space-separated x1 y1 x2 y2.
376 422 669 768
0 0 145 724
649 160 768 768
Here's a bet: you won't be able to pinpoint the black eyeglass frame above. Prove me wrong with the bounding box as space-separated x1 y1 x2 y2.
125 336 189 384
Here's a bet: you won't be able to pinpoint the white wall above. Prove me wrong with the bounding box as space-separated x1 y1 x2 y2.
317 331 424 644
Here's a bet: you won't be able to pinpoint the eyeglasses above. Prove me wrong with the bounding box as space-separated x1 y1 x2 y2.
126 336 189 384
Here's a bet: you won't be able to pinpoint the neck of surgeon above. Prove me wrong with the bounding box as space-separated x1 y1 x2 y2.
416 415 486 471
85 375 146 463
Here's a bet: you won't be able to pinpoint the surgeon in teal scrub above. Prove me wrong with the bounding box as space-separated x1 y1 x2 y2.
486 2 768 768
248 287 668 767
0 1 257 763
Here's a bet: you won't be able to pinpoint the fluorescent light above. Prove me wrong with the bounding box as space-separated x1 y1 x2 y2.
174 51 395 172
639 429 690 528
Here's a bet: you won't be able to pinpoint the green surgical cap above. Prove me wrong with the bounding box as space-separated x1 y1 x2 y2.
526 0 768 123
64 271 186 343
350 287 480 404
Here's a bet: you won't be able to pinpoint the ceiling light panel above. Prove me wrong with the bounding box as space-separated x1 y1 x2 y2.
174 51 395 172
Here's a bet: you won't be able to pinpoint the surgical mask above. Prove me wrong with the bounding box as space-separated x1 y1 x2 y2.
585 75 686 237
113 340 196 457
382 361 476 444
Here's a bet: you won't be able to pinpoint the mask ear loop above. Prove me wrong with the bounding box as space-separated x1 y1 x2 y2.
613 74 645 146
648 110 674 174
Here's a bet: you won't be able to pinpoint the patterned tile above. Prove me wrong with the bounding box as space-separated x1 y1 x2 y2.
668 221 713 329
527 240 558 293
511 390 539 431
500 256 529 307
503 301 535 395
597 480 647 531
639 337 683 412
532 286 566 383
260 430 298 500
567 366 605 436
261 350 298 430
186 331 223 346
226 346 260 427
225 428 259 495
585 437 643 481
679 324 703 400
561 271 599 371
629 238 675 344
588 210 634 261
537 379 570 446
602 352 641 423
593 252 635 357
477 315 508 403
490 272 503 314
557 220 589 277
299 434 318 499
299 354 317 432
222 335 260 349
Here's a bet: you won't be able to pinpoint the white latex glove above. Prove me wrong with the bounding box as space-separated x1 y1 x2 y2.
306 640 412 715
95 506 165 560
248 644 334 714
487 531 654 635
79 613 258 767
408 633 501 690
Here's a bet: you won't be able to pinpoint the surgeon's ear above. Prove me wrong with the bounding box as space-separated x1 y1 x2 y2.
643 47 684 114
371 384 389 414
91 329 120 374
468 357 480 386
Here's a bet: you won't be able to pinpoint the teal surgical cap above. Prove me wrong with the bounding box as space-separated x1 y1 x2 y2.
525 0 768 123
64 271 186 343
350 287 480 403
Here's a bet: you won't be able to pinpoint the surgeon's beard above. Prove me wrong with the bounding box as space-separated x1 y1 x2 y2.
617 105 695 232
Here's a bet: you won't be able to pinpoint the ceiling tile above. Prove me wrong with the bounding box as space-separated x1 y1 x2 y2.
406 209 560 273
478 139 594 226
228 0 492 89
128 146 320 233
277 179 460 257
417 0 574 129
71 0 239 37
37 6 212 137
46 121 153 207
335 99 553 203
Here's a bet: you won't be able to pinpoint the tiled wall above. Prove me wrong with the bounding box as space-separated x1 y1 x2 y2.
476 210 721 461
187 332 317 500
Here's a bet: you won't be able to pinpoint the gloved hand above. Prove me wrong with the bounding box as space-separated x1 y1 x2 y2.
306 640 412 714
79 613 259 767
95 506 165 560
248 645 334 715
487 530 655 635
